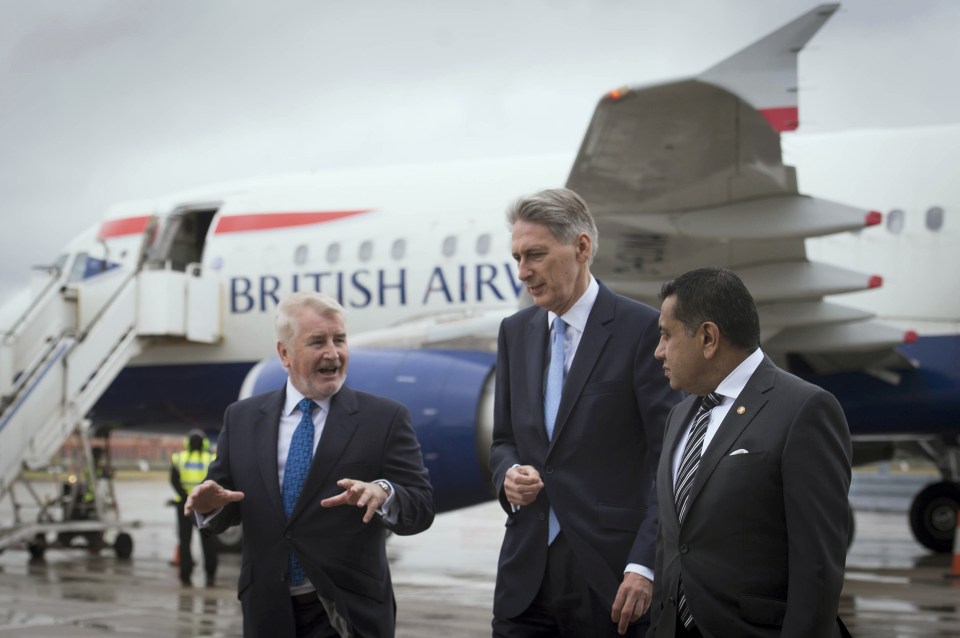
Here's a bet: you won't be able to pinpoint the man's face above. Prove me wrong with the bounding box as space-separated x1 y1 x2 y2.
655 295 707 395
278 308 349 400
511 219 589 316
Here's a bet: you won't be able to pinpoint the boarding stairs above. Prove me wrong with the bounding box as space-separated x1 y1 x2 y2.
0 264 220 556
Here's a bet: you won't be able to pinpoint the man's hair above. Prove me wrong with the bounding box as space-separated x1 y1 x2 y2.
506 187 598 263
186 428 207 452
275 292 345 345
659 267 760 351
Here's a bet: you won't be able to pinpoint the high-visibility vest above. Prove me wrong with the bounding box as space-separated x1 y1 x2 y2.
173 449 214 501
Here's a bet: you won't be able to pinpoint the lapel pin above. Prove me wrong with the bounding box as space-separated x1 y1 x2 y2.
736 406 746 415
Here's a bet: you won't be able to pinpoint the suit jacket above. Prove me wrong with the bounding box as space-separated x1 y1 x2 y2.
203 384 434 638
490 281 681 619
648 356 851 638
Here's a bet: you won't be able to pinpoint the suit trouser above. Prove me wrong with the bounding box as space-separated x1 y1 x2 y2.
290 592 340 638
177 501 218 582
493 532 647 638
674 618 703 638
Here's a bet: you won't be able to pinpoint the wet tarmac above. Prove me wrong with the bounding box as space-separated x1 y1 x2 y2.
0 472 957 637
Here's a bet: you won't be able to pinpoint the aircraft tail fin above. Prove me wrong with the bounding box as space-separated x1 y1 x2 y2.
698 3 839 131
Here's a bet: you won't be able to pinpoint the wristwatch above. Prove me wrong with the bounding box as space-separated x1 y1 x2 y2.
374 480 392 498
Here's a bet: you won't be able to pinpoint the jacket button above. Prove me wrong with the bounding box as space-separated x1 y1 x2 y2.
668 596 675 604
537 513 545 521
679 544 688 554
545 466 554 474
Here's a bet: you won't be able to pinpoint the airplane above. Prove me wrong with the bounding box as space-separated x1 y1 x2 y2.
1 3 958 556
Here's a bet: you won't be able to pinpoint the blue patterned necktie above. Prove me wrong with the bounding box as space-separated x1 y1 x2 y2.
544 317 566 544
283 397 315 586
675 391 722 629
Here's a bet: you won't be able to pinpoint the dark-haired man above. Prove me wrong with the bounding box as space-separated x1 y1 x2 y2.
648 267 851 638
171 428 217 587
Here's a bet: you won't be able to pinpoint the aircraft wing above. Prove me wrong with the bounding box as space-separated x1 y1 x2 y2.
566 4 914 373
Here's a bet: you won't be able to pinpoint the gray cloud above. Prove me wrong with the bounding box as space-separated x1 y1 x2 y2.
1 0 958 298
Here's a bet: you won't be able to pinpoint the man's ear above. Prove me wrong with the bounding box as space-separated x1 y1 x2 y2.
575 232 592 263
701 322 721 359
277 340 289 368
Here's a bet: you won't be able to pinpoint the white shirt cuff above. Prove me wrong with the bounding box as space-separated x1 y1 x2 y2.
624 563 654 582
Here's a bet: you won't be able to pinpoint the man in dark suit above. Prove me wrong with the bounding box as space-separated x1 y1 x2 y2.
185 292 434 638
490 188 682 636
648 267 851 638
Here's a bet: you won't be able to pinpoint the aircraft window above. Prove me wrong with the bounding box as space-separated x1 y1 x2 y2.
442 235 457 257
391 239 406 260
476 233 491 255
326 242 341 264
926 206 944 231
887 209 904 234
54 253 68 275
294 244 309 266
359 240 373 262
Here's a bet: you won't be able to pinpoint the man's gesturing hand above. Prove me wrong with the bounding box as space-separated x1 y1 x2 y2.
184 480 244 517
320 478 389 523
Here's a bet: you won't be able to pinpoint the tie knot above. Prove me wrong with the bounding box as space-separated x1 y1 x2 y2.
298 398 314 417
553 317 567 335
701 392 722 411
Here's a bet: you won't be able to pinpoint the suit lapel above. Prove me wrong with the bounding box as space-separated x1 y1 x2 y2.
526 309 551 447
548 284 614 453
291 385 361 521
255 389 287 521
686 357 776 515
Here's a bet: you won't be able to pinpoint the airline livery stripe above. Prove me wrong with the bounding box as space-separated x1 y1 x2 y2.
98 215 152 239
759 107 799 132
214 210 371 234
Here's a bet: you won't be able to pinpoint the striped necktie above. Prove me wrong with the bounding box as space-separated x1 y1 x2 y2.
675 391 722 629
282 398 315 586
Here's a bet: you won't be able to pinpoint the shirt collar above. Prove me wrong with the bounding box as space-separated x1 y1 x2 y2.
714 347 765 402
547 276 598 333
284 379 331 416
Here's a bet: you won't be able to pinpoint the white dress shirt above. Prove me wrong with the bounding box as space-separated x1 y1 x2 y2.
671 348 765 485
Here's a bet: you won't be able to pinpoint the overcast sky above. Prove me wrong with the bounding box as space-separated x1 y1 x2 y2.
2 0 958 299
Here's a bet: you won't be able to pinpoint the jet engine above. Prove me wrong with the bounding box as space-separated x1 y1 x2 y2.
239 348 497 513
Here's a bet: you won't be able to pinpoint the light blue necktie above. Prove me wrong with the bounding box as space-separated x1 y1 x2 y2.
282 398 315 586
544 317 566 544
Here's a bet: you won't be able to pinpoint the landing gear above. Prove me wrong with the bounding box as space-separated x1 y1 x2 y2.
909 481 960 553
114 532 134 559
28 533 45 560
212 524 243 553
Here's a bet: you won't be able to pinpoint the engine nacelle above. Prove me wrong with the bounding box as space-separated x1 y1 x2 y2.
240 348 497 513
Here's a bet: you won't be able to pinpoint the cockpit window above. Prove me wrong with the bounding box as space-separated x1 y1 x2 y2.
54 253 69 275
65 252 112 282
